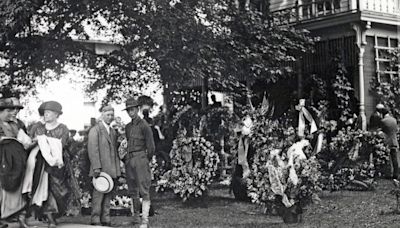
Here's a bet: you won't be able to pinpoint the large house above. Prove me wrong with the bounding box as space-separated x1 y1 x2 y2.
267 0 400 129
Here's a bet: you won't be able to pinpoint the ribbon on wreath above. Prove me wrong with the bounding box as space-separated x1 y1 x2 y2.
237 115 253 178
296 99 317 137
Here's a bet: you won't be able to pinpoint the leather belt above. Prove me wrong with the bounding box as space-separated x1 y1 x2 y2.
124 150 146 162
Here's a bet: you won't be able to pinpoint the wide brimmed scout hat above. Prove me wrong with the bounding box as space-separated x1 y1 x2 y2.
9 97 24 109
123 97 139 111
92 172 114 193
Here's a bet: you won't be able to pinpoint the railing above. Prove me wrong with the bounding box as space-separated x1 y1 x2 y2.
361 0 400 14
271 0 400 25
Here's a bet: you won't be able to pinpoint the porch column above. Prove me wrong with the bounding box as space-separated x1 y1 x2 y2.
358 45 366 130
351 21 371 131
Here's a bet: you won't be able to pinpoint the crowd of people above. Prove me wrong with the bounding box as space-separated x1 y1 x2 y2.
0 96 157 228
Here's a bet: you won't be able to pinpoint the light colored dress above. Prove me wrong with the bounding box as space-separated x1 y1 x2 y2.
31 123 72 216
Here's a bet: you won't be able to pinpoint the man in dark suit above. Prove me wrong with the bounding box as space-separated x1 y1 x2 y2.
379 106 399 180
369 103 384 131
88 105 121 226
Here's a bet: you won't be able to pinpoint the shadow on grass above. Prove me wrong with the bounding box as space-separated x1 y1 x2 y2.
177 195 241 209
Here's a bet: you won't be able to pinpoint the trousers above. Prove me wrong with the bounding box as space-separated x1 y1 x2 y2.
390 147 400 179
125 151 151 201
91 189 112 224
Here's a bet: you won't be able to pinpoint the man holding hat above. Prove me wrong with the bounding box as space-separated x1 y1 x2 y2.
88 105 121 226
124 97 155 228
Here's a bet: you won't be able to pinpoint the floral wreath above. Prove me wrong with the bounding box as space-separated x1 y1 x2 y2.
157 128 220 201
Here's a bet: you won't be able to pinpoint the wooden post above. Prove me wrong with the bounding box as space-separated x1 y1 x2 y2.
201 76 209 110
351 22 370 130
297 57 303 99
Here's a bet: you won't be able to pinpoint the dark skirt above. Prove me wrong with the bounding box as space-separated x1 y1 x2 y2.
30 152 78 218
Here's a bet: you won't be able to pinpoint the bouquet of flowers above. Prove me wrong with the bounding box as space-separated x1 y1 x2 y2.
156 129 220 201
318 123 390 191
247 139 321 212
244 109 321 223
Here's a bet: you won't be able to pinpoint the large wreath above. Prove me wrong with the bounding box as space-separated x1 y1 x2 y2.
157 129 220 201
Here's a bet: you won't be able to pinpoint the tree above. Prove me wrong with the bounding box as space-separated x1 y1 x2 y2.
0 0 314 106
93 0 314 106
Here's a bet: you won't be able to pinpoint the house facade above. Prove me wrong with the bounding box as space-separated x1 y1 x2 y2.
268 0 400 129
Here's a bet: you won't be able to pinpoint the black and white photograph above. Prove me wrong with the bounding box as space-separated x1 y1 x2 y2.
0 0 399 227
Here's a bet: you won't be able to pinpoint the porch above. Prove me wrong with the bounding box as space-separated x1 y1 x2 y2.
270 0 400 26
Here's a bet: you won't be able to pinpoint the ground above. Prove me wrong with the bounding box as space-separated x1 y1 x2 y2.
10 179 400 228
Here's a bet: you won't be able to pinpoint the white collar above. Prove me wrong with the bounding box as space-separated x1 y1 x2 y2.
102 120 111 133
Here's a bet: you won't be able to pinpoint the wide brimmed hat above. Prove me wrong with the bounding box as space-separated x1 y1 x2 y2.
92 172 114 193
123 97 139 111
0 98 14 109
9 97 23 109
43 101 63 114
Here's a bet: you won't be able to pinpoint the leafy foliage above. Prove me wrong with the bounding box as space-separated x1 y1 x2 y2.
371 48 400 120
317 118 390 191
0 0 315 104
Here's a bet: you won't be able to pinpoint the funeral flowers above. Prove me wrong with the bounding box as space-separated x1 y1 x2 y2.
157 129 220 201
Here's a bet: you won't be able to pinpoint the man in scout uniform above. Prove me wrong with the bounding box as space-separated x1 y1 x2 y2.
88 105 121 226
124 97 155 228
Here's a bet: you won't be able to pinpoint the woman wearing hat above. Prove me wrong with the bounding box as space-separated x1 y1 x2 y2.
27 101 78 227
0 98 30 228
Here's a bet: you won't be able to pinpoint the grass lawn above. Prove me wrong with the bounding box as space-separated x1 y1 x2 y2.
57 179 400 228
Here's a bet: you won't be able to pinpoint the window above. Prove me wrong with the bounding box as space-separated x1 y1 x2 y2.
374 36 399 82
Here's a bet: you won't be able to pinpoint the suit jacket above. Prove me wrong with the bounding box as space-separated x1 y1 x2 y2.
381 114 399 148
88 121 121 178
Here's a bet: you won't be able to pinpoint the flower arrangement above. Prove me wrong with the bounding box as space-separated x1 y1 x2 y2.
110 195 132 209
243 109 321 222
156 129 220 201
317 121 390 191
247 139 321 216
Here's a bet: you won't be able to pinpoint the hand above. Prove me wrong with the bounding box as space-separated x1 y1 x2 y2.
93 169 101 178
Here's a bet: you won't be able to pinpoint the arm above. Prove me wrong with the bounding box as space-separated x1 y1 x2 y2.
87 127 102 171
154 125 165 140
143 123 155 159
60 124 70 148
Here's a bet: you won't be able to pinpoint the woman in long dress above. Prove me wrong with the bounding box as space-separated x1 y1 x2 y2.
28 101 75 227
0 97 30 228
